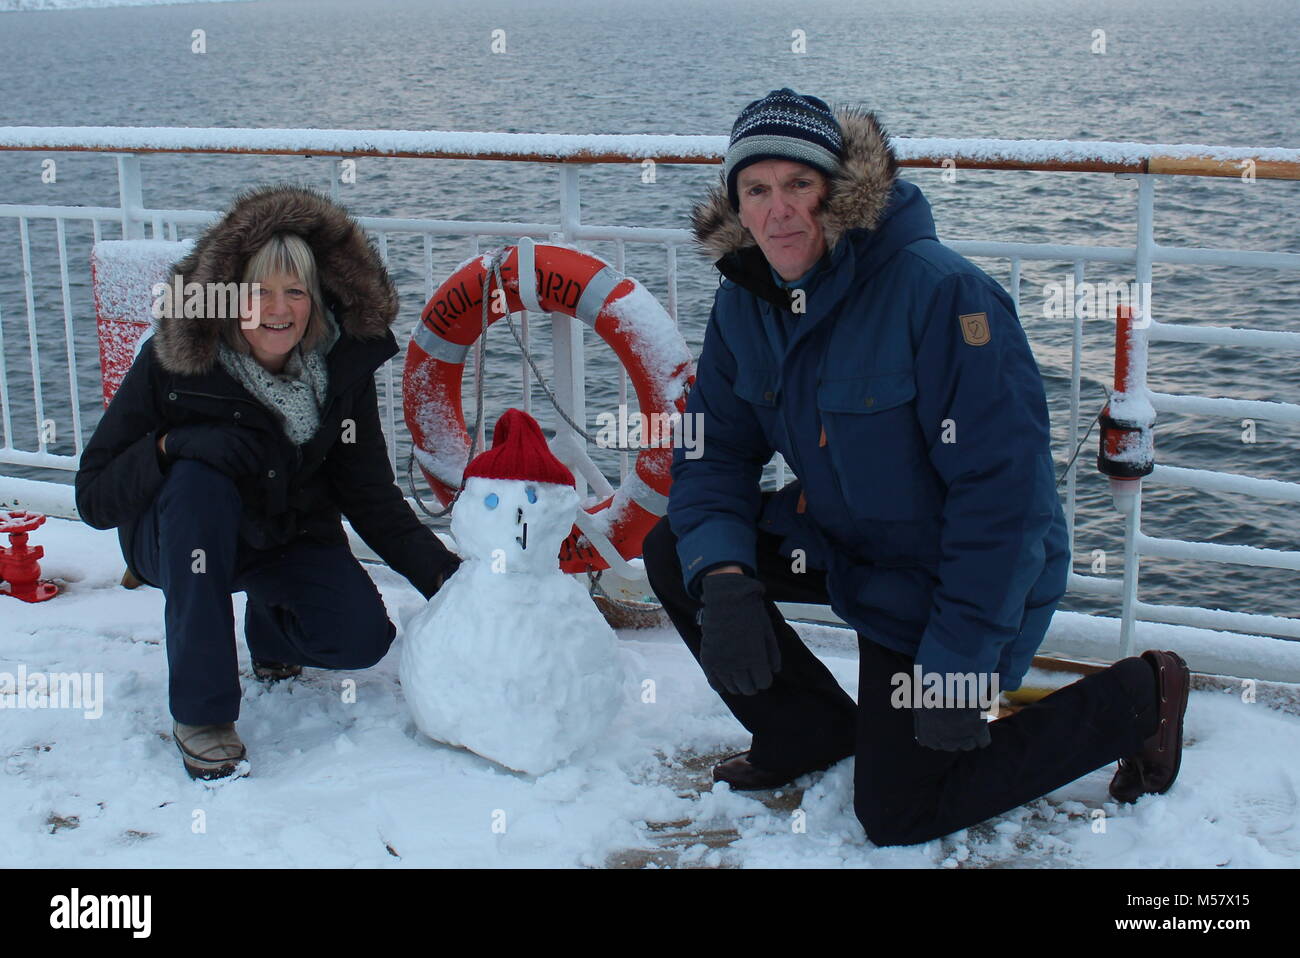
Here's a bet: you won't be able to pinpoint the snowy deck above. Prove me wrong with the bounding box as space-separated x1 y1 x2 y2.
3 517 1298 869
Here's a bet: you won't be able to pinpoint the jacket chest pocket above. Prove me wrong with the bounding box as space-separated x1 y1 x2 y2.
816 371 929 520
732 366 786 449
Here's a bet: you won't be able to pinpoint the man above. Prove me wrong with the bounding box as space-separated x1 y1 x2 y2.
643 89 1190 847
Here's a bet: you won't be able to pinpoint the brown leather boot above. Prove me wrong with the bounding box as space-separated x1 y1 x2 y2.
713 751 796 791
252 659 303 683
173 721 247 780
713 750 849 791
1109 650 1190 804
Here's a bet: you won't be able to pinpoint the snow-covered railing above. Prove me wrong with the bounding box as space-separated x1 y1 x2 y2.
1 126 1299 681
1103 301 1300 659
3 126 1300 177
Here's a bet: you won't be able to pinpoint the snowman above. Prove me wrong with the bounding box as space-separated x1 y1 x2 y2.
400 408 624 775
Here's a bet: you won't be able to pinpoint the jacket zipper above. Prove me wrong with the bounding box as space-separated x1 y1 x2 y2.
773 308 808 484
170 387 262 409
776 322 853 519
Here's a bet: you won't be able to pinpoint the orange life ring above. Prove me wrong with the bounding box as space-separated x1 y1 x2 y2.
403 243 695 574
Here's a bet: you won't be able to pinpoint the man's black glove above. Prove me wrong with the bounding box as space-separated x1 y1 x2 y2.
162 424 265 479
697 573 781 696
913 705 993 751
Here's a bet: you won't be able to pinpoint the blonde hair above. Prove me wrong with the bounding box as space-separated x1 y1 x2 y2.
223 233 328 354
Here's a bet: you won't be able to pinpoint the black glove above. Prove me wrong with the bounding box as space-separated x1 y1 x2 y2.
162 424 265 479
430 553 462 595
697 573 782 696
913 705 993 751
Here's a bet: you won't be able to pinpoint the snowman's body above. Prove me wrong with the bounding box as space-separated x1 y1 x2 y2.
400 473 623 775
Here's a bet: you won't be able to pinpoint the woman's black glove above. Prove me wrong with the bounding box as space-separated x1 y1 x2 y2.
162 424 265 479
697 573 782 696
913 705 993 751
430 553 462 595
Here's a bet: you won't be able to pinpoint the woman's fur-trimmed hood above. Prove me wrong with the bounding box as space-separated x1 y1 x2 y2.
154 185 399 376
691 107 899 262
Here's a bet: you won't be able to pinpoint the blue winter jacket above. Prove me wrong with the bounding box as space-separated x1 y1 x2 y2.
670 108 1070 691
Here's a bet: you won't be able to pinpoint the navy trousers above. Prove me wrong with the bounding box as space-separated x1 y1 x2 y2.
643 513 1160 847
128 460 396 725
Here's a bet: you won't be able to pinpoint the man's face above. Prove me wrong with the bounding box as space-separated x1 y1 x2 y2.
736 159 830 282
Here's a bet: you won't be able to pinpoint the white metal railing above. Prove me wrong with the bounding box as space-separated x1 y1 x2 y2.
2 126 1299 681
1102 288 1300 657
950 174 1300 664
0 164 692 483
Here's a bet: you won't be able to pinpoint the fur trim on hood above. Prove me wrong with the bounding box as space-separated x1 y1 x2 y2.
691 107 899 262
154 185 398 376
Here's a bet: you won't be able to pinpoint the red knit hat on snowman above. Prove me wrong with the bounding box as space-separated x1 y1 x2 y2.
462 408 575 488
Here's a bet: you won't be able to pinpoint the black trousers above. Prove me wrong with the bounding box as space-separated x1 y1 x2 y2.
643 514 1160 847
129 459 396 726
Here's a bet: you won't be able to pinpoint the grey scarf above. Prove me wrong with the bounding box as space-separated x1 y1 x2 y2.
217 309 340 446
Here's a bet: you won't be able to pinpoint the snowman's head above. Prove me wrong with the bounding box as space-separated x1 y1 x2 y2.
450 408 578 575
452 476 578 573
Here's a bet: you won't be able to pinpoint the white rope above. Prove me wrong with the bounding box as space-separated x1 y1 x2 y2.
409 244 643 524
571 509 641 580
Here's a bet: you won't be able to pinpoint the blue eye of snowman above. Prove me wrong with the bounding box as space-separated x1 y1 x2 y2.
484 493 499 510
525 486 537 504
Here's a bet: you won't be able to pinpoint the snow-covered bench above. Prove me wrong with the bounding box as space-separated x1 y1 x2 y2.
89 240 192 406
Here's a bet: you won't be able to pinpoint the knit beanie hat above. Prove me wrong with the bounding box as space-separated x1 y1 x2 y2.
724 88 844 210
463 408 575 488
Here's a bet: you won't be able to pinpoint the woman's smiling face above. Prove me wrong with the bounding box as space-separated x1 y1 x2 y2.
240 269 311 373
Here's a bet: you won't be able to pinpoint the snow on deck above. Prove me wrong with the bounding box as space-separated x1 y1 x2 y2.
3 517 1297 868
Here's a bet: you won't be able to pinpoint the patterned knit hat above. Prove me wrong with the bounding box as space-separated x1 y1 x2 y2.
724 88 844 210
463 408 575 488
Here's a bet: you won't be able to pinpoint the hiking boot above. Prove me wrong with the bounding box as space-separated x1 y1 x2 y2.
1109 650 1191 804
711 750 847 791
252 659 302 683
713 752 794 790
173 721 247 780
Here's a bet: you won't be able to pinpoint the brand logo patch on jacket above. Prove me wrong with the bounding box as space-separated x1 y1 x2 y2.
958 311 991 346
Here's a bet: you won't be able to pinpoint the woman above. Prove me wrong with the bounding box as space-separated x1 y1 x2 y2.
75 185 461 781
